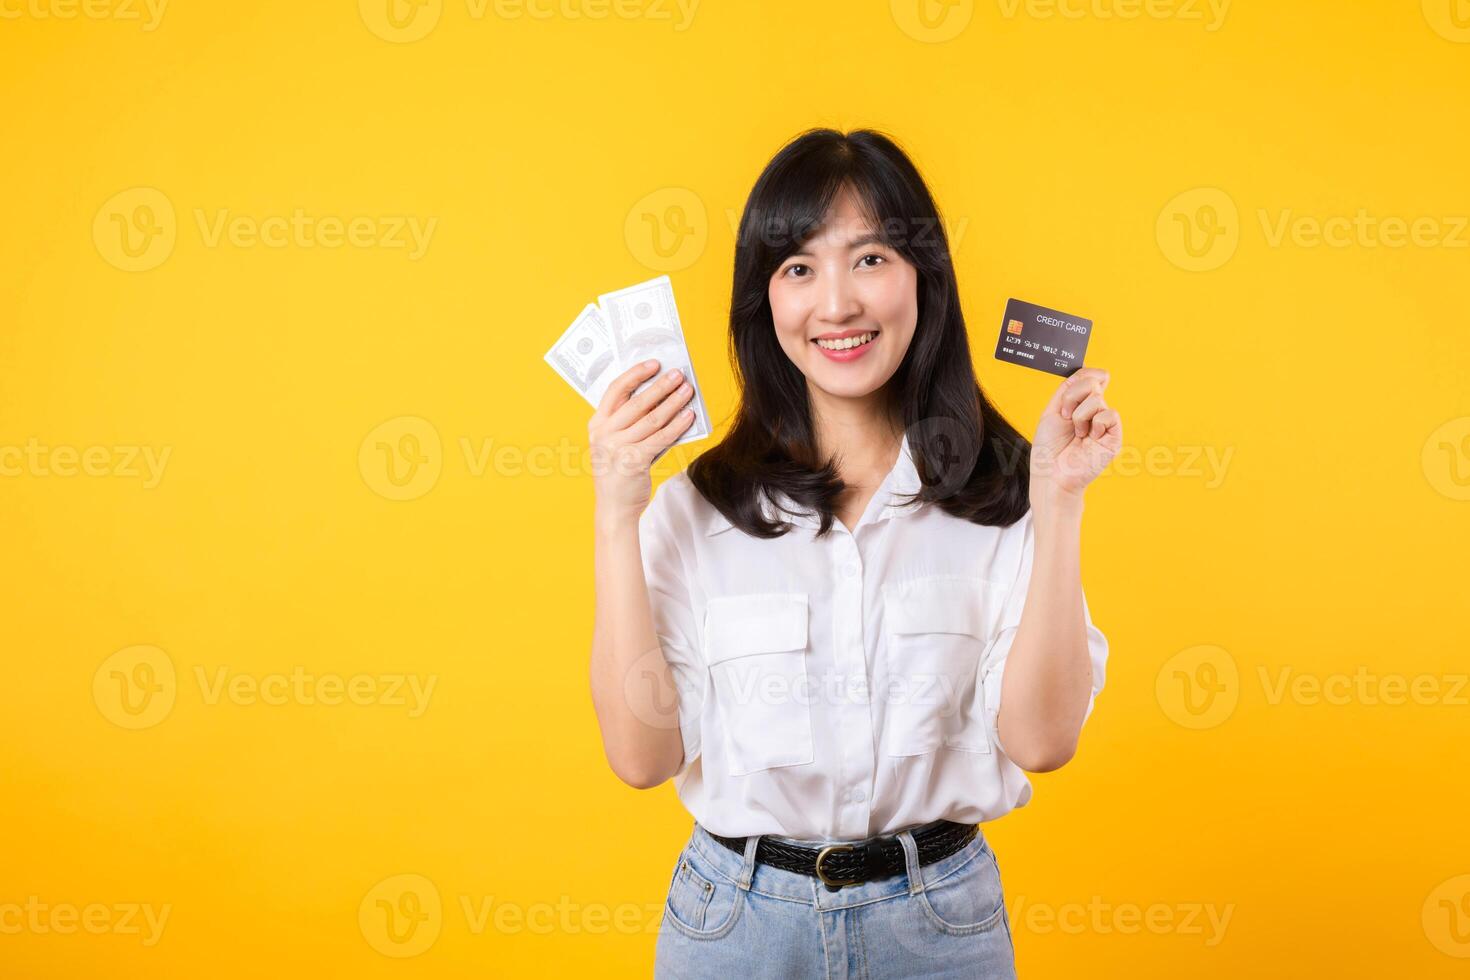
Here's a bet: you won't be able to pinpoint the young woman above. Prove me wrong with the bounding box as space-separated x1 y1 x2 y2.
588 128 1120 978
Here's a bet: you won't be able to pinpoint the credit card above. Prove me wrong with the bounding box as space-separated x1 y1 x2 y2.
993 298 1092 378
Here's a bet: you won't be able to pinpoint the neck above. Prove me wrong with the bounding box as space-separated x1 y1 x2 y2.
808 383 903 479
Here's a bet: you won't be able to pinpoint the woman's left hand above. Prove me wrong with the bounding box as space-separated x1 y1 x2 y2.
1030 366 1123 503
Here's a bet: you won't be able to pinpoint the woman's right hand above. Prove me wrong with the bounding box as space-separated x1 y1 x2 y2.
589 359 696 524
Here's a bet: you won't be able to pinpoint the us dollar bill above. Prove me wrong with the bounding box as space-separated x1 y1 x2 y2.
596 275 711 447
544 303 620 408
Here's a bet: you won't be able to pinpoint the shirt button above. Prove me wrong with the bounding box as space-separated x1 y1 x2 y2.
841 561 858 578
850 787 867 804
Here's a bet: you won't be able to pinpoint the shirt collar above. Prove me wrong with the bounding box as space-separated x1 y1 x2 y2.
705 431 925 536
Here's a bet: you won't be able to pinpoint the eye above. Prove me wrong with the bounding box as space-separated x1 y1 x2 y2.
782 263 812 279
857 253 886 269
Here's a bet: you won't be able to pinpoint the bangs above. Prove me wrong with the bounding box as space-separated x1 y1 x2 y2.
744 158 900 274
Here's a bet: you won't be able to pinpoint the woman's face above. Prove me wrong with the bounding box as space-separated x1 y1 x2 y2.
768 185 919 404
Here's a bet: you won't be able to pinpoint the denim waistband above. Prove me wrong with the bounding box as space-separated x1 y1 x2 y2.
685 820 990 911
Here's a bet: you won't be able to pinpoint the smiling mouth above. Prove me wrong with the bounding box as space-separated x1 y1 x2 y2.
812 330 879 351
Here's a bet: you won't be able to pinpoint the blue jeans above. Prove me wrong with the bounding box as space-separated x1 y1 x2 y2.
654 821 1017 979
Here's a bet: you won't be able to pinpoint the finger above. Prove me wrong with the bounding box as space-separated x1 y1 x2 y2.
596 359 662 417
608 366 686 431
625 381 693 443
1041 367 1108 419
1090 409 1122 451
1059 370 1109 420
640 400 697 456
1042 373 1075 419
1088 407 1116 437
1072 366 1111 390
1070 392 1108 437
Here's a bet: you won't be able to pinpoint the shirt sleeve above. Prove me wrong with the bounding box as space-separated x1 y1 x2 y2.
978 509 1109 758
636 477 705 772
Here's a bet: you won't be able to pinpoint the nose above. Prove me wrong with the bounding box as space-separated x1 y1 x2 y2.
816 268 862 324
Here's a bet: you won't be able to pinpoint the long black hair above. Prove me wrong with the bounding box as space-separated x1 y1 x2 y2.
688 127 1031 538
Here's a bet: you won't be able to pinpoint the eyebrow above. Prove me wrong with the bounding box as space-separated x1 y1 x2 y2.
788 232 889 258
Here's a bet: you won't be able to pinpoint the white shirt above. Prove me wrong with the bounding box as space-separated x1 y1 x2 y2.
637 431 1108 841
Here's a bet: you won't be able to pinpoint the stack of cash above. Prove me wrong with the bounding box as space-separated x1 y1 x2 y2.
544 275 711 452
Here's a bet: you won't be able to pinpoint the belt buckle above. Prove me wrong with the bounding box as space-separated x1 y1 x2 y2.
814 843 862 889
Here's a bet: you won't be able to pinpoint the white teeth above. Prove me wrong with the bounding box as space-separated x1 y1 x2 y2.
815 331 876 351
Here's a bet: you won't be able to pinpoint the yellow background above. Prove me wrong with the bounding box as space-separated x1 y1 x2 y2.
3 0 1468 976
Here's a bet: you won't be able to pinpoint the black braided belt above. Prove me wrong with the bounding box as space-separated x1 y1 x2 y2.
706 819 978 892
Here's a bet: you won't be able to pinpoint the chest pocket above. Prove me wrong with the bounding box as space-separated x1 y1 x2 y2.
881 576 1002 757
703 592 813 777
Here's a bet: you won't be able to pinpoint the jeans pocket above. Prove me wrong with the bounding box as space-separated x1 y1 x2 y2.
662 845 744 939
916 839 1007 935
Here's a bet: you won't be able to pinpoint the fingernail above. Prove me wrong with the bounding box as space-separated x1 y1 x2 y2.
645 359 658 368
666 368 682 381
